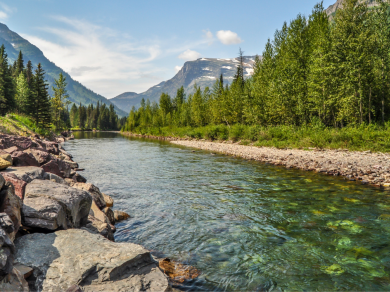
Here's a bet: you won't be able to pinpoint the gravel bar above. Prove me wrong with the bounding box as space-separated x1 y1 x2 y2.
171 140 390 187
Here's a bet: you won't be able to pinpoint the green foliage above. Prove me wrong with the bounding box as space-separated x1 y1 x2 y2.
122 0 390 152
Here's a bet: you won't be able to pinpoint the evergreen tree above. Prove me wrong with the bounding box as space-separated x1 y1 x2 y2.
0 45 15 115
51 72 70 130
14 51 24 78
28 63 51 127
15 72 29 114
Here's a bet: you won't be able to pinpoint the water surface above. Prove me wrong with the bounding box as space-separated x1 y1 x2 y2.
65 132 390 291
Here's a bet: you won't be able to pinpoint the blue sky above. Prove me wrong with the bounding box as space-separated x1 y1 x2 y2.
1 0 335 98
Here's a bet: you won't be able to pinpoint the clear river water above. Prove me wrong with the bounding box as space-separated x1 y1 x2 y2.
65 132 390 291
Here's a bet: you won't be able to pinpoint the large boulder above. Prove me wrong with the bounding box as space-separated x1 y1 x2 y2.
0 182 22 241
24 148 52 165
42 141 59 155
22 180 92 231
11 152 39 167
2 166 47 184
14 229 169 292
41 159 71 178
73 183 106 209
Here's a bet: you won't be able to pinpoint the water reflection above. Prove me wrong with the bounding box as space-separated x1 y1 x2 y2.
65 132 390 291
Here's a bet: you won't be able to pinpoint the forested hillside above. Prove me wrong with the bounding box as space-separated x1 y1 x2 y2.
123 0 390 150
0 23 127 117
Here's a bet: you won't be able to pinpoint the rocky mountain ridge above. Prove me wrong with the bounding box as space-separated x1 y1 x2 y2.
110 56 257 113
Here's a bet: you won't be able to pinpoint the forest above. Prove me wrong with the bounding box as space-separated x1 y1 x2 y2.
123 0 390 151
0 48 124 133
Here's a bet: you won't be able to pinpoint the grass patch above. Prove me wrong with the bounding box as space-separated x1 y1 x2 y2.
122 123 390 152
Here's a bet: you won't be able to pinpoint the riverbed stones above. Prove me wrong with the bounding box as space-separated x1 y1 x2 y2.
14 229 169 291
73 183 106 209
22 180 92 231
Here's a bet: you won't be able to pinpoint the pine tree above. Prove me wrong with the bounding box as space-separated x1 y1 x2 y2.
51 72 69 130
14 51 24 78
0 45 15 115
28 63 51 127
15 72 29 114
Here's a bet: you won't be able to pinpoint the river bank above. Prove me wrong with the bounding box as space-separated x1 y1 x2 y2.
0 132 171 291
171 140 390 187
121 132 390 188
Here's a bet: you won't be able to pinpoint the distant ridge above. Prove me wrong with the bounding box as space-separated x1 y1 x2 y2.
110 56 257 113
0 23 127 117
326 0 379 16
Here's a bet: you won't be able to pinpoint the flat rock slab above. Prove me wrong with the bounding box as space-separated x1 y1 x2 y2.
1 167 48 183
15 229 169 292
23 180 92 230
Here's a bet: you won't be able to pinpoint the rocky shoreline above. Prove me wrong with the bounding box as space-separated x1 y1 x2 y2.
170 140 390 188
0 133 171 291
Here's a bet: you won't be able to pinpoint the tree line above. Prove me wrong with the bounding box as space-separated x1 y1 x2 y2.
123 0 390 132
0 48 123 131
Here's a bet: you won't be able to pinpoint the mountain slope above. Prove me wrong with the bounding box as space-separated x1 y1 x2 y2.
111 56 256 113
326 0 379 16
0 23 127 117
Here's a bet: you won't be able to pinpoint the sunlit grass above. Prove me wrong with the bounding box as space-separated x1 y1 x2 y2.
122 123 390 152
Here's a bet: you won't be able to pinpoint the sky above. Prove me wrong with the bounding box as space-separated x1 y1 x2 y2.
0 0 335 98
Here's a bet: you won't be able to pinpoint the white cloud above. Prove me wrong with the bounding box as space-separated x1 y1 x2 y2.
216 30 243 45
178 49 201 61
174 66 182 73
203 29 214 45
21 16 165 97
0 11 7 20
0 2 16 20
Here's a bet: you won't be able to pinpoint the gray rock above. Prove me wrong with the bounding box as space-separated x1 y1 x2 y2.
22 196 67 230
15 229 169 292
0 183 22 241
2 167 48 183
22 180 92 231
64 160 78 169
0 227 14 281
83 215 114 241
0 267 29 292
73 183 106 209
47 173 66 185
102 207 115 225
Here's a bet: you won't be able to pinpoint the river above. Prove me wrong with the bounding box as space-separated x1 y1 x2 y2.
65 132 390 291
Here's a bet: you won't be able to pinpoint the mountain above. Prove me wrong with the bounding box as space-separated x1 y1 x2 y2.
326 0 379 16
110 56 256 113
0 23 127 117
